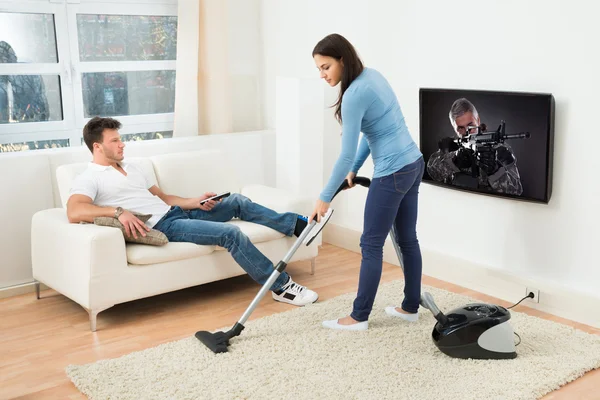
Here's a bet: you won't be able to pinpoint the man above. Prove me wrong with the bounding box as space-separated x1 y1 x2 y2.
67 116 329 306
427 98 523 195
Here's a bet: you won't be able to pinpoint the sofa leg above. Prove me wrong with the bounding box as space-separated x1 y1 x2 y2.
86 306 113 332
35 281 40 299
310 258 316 275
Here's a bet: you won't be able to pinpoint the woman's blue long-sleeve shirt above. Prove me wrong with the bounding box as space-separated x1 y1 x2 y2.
320 67 422 202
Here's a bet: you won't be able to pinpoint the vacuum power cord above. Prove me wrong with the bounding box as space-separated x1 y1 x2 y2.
513 332 522 346
507 292 535 309
507 292 534 347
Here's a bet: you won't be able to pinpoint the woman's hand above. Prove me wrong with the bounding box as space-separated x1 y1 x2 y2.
344 171 356 189
309 199 330 223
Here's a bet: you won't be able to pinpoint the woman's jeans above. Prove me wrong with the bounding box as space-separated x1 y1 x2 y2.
153 194 297 292
351 157 425 322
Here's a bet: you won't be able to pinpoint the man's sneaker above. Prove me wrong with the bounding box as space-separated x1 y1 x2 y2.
272 277 318 306
303 208 334 246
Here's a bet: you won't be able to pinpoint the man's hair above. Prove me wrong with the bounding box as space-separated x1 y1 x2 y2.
448 98 479 123
82 116 122 153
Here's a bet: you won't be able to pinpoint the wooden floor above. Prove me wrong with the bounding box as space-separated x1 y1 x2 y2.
1 244 598 399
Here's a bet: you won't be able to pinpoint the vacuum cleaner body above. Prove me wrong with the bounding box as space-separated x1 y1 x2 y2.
431 303 517 360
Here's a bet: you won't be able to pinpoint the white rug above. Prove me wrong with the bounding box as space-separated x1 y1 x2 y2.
66 280 600 400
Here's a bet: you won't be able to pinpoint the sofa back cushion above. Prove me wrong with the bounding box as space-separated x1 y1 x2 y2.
150 150 241 198
55 158 158 208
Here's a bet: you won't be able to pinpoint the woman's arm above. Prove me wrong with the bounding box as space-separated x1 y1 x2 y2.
351 135 371 174
319 87 371 202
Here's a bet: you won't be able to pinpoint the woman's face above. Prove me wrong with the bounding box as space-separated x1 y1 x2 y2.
314 54 343 87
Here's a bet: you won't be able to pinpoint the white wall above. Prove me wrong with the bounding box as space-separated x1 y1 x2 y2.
260 0 600 297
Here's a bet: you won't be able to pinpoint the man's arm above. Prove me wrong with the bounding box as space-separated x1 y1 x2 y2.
487 145 523 195
148 186 218 211
427 150 460 183
67 194 117 224
67 194 150 238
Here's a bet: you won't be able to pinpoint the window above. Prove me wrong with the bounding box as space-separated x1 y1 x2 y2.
0 0 178 152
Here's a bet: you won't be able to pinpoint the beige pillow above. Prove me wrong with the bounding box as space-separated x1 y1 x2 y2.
93 212 168 246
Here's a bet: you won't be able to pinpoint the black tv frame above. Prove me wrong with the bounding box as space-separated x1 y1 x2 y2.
418 88 555 205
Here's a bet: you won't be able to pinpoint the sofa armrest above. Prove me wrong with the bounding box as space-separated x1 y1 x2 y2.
31 208 127 309
240 185 313 215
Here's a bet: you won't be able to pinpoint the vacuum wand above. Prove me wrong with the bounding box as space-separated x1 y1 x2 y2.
389 225 449 326
420 292 449 326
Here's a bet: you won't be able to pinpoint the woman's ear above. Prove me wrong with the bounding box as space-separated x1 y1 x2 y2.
340 57 344 67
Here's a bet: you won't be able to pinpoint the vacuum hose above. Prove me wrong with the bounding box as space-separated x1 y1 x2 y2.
421 292 449 326
334 176 371 197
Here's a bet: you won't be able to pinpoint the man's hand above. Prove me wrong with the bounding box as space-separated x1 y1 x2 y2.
344 172 357 189
197 192 219 211
309 199 330 223
453 147 475 169
118 210 151 239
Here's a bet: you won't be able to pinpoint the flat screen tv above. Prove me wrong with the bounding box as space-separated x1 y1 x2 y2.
419 88 554 204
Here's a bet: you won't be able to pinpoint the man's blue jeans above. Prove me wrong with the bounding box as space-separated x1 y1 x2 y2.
351 157 425 322
153 194 297 292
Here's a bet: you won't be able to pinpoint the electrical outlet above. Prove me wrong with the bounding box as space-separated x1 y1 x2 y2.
526 287 540 303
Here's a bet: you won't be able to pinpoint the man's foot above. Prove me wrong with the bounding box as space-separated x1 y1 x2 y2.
385 306 419 322
272 277 318 306
303 208 334 246
322 315 368 331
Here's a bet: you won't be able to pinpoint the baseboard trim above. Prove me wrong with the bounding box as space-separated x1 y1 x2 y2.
0 281 49 300
323 223 600 329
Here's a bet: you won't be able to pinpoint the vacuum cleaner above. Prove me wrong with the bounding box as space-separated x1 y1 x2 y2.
196 176 523 359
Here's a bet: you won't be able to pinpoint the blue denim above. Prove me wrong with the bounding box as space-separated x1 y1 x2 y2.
351 157 425 321
153 194 298 292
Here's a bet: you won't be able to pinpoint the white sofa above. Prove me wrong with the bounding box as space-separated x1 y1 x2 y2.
31 149 318 331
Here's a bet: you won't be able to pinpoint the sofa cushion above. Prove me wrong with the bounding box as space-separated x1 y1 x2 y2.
127 242 215 265
150 150 240 199
126 220 285 264
94 215 169 246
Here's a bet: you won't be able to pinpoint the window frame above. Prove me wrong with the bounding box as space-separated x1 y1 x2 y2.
0 0 178 149
0 1 76 138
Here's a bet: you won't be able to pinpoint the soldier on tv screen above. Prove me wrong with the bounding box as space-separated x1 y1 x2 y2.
426 98 523 196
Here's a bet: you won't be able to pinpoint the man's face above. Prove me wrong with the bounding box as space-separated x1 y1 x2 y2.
95 128 125 161
453 111 480 138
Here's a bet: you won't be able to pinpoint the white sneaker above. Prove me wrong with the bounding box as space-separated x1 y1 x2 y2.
385 306 419 322
322 319 369 331
272 277 318 306
303 208 334 246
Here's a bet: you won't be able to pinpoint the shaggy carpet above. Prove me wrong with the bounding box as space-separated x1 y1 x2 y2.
66 280 600 400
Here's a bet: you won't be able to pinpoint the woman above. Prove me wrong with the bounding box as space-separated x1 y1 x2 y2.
310 34 425 331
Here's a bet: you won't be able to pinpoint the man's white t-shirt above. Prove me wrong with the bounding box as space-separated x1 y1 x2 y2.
69 161 171 228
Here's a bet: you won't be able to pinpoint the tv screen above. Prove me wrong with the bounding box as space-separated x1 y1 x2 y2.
419 88 554 203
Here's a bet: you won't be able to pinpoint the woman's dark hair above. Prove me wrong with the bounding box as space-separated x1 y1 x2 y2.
312 33 364 123
83 116 122 152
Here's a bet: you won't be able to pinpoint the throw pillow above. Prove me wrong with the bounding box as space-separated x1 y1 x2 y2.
93 212 168 246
